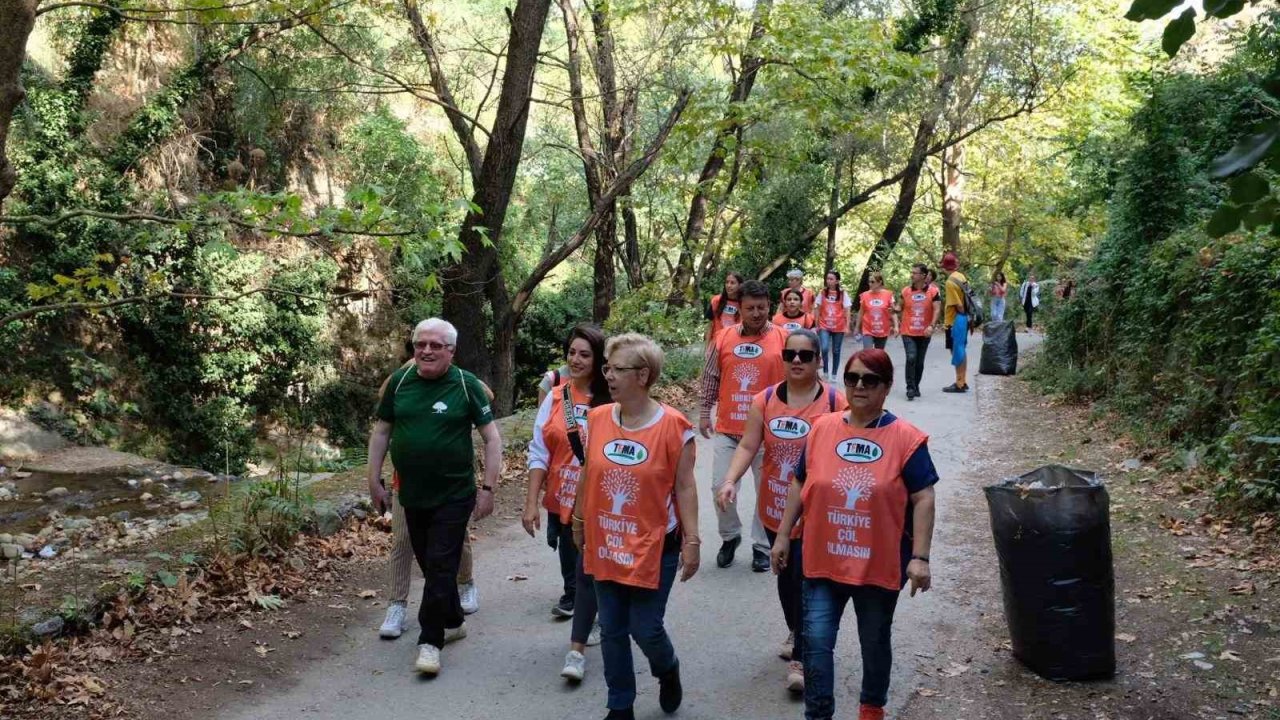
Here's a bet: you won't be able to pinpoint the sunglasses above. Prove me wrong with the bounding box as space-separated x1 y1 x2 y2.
843 371 885 389
781 349 818 363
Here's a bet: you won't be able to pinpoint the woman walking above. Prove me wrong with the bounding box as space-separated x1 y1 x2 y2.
1019 273 1040 331
523 324 611 681
855 272 896 350
771 349 939 720
815 271 852 381
715 329 847 693
573 333 701 720
706 271 746 344
774 288 817 331
989 272 1008 322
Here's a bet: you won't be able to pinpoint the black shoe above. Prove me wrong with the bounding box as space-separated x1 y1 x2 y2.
551 595 574 618
658 665 683 713
716 536 741 568
604 709 635 720
942 383 969 393
905 390 915 401
752 547 769 572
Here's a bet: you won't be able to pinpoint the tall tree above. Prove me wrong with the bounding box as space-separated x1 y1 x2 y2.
0 0 37 209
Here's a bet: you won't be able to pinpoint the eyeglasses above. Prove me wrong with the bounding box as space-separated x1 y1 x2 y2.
413 340 454 352
843 371 885 389
603 365 644 376
781 349 817 363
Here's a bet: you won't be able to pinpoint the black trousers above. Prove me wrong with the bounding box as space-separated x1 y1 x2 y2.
764 528 805 660
1024 298 1035 329
901 336 931 392
403 495 476 647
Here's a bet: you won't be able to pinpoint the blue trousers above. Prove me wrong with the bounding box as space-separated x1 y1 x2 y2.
818 329 845 375
596 550 680 710
802 579 900 719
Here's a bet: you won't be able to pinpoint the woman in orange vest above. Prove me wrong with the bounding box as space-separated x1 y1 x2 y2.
523 324 612 681
572 333 701 720
814 270 852 381
705 270 745 344
773 288 817 332
771 349 938 720
715 328 848 694
855 271 897 350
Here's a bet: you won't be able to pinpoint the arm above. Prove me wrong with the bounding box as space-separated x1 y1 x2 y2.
674 439 701 581
698 343 721 438
907 485 935 596
522 393 556 536
366 420 393 513
714 403 765 511
770 478 804 573
473 421 502 520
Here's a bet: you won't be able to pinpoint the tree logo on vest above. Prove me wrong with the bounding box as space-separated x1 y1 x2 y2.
605 439 648 466
768 416 811 440
835 437 883 463
432 401 448 414
833 467 875 509
602 469 638 515
732 343 763 360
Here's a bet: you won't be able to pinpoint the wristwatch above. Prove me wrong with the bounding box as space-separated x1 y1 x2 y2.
479 485 494 494
911 554 929 562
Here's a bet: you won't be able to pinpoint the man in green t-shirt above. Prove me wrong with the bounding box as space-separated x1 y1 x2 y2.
366 317 501 676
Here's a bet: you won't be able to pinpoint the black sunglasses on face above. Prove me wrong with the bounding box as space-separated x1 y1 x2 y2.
782 349 818 363
843 371 885 389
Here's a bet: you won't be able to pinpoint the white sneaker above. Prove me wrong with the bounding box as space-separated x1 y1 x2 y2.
560 650 586 681
786 661 804 692
415 644 441 675
779 631 794 660
459 582 479 614
586 622 601 647
379 603 407 639
443 622 468 645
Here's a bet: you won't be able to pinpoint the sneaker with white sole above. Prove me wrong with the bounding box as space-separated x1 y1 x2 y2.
586 623 601 647
786 661 804 693
379 603 407 639
415 644 441 675
560 650 586 681
459 582 479 614
443 622 468 645
779 631 794 660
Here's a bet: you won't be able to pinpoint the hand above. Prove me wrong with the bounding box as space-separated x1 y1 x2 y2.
714 481 737 512
699 417 713 439
521 502 540 538
907 558 931 596
571 521 584 551
369 480 390 515
473 489 495 521
679 540 701 581
771 535 791 575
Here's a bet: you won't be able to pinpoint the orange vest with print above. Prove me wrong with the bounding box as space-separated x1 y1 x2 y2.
801 413 928 591
859 289 895 337
772 311 815 332
709 294 742 341
714 325 787 436
540 383 592 522
900 285 939 337
778 287 816 313
754 383 849 538
817 290 849 332
583 404 691 590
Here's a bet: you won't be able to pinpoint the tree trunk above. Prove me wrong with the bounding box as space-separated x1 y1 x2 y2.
0 0 38 209
622 197 642 288
592 209 616 323
826 155 842 271
941 142 964 252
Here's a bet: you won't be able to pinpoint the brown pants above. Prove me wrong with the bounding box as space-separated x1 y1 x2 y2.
390 491 473 605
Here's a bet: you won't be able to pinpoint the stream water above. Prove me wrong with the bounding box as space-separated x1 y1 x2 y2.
0 468 214 536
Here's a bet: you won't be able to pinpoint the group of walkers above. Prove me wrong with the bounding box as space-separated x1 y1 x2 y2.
364 254 983 719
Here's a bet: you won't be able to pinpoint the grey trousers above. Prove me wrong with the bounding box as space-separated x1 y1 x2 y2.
710 433 769 552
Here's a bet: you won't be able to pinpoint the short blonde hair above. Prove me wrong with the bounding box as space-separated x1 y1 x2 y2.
605 333 665 389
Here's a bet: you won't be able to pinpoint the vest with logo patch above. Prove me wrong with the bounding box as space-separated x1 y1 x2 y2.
709 294 742 341
859 289 895 337
772 310 815 332
753 382 849 538
714 325 787 436
817 290 849 332
900 285 939 337
540 383 592 522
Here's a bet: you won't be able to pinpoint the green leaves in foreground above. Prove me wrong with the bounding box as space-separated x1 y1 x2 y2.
1161 9 1196 57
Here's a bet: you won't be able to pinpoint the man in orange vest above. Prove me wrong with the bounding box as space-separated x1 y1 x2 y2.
699 280 787 571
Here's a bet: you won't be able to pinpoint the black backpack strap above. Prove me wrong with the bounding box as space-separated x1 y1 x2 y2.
562 384 586 465
827 384 837 412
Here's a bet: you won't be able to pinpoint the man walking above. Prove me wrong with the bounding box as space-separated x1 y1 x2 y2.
700 280 787 572
941 252 971 393
367 318 502 675
896 263 942 400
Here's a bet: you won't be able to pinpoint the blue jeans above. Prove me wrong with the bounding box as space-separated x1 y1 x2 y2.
990 296 1006 322
802 579 900 719
596 549 680 710
818 330 845 375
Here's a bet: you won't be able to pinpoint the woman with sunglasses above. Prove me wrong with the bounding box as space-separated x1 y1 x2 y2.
774 288 817 332
572 333 701 720
855 272 897 350
771 349 938 720
523 324 611 681
715 328 848 694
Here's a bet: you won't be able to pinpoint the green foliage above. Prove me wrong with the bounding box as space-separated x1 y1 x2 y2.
514 269 594 408
219 475 315 557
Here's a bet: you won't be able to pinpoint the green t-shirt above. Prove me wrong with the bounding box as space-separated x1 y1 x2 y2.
376 364 494 509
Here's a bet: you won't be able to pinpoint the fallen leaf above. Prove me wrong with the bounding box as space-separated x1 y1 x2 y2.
507 574 529 582
1218 650 1243 662
358 589 377 598
253 644 274 658
939 662 970 678
282 630 302 639
239 620 254 630
1116 633 1136 643
917 688 939 697
1228 581 1256 596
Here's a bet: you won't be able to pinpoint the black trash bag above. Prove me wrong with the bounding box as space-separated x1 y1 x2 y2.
983 465 1115 681
979 320 1018 375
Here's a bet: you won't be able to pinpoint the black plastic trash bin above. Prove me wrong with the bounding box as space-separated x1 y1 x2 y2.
979 320 1018 375
983 465 1115 681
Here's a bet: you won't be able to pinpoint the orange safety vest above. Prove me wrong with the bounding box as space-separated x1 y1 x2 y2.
539 383 592 522
900 285 939 337
754 382 849 538
859 289 895 337
582 403 692 589
778 286 816 313
708 294 742 341
800 413 928 591
714 325 788 436
817 290 849 333
772 310 815 332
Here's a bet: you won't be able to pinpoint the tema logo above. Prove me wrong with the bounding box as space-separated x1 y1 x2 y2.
768 416 811 440
605 439 649 466
782 321 802 331
869 298 885 307
835 438 883 463
732 343 764 359
912 293 927 302
723 304 739 315
573 404 589 423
